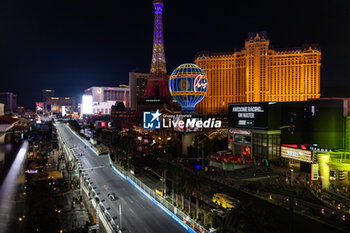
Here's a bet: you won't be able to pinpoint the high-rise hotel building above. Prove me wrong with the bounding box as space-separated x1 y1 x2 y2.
195 32 321 115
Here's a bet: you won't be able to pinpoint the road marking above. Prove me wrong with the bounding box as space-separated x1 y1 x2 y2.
128 207 135 215
80 165 106 171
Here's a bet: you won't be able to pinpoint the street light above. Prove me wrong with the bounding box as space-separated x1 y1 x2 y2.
119 204 122 229
290 169 294 185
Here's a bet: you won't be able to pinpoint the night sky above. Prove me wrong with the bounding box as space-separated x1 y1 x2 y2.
0 0 349 109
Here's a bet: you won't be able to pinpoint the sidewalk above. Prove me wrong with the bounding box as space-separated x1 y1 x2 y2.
57 188 91 232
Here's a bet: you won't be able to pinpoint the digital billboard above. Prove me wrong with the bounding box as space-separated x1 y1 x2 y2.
281 146 312 163
62 106 66 117
82 95 93 115
228 103 269 129
36 102 44 113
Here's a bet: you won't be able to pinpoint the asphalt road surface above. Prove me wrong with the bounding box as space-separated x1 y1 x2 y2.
57 122 188 233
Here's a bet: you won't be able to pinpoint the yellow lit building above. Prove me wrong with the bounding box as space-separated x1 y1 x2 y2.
195 32 321 115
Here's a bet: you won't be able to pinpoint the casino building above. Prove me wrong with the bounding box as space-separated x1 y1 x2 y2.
228 102 281 166
196 31 321 115
228 98 350 172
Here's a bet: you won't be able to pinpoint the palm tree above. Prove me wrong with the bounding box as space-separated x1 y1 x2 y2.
207 211 217 229
119 128 137 170
224 203 244 229
157 160 168 197
171 165 181 207
200 204 212 226
183 172 194 214
168 136 182 158
173 165 187 210
225 201 279 233
191 171 210 219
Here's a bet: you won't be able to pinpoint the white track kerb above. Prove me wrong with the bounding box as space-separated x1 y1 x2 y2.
68 125 196 233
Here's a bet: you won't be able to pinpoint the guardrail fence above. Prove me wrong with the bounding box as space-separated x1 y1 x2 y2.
57 123 209 233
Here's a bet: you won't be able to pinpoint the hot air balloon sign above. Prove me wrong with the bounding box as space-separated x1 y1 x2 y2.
169 63 208 112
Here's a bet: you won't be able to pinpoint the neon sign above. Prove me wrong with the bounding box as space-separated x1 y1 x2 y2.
194 75 208 92
169 63 208 112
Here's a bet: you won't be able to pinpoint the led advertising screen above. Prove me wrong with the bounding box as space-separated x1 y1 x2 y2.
82 95 93 114
228 103 269 129
281 146 312 163
62 106 66 117
36 102 44 113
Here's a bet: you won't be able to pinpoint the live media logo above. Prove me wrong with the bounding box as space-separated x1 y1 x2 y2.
143 110 222 129
143 110 161 129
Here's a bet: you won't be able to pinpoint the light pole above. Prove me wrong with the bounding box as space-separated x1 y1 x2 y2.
164 169 167 197
290 169 294 185
125 150 129 172
289 195 294 233
201 141 205 170
119 204 122 229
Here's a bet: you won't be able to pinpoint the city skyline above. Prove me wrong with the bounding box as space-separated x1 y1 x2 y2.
0 0 349 108
0 1 350 232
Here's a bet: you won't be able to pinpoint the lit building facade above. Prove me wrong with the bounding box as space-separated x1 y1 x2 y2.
84 86 130 108
111 102 136 130
129 72 151 111
42 89 55 102
45 96 76 114
46 97 76 108
228 102 281 165
228 98 350 170
195 32 321 115
0 92 17 113
92 101 116 115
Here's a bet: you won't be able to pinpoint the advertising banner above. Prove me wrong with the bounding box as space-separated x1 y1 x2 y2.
281 146 312 163
228 103 268 129
82 95 93 114
36 102 44 112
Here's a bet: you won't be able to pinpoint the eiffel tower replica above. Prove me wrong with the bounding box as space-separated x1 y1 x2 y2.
143 0 171 104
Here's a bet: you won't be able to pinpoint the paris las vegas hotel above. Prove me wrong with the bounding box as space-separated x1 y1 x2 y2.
195 31 321 115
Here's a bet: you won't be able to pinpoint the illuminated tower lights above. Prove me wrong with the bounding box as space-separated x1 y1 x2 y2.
151 0 166 75
144 0 170 99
